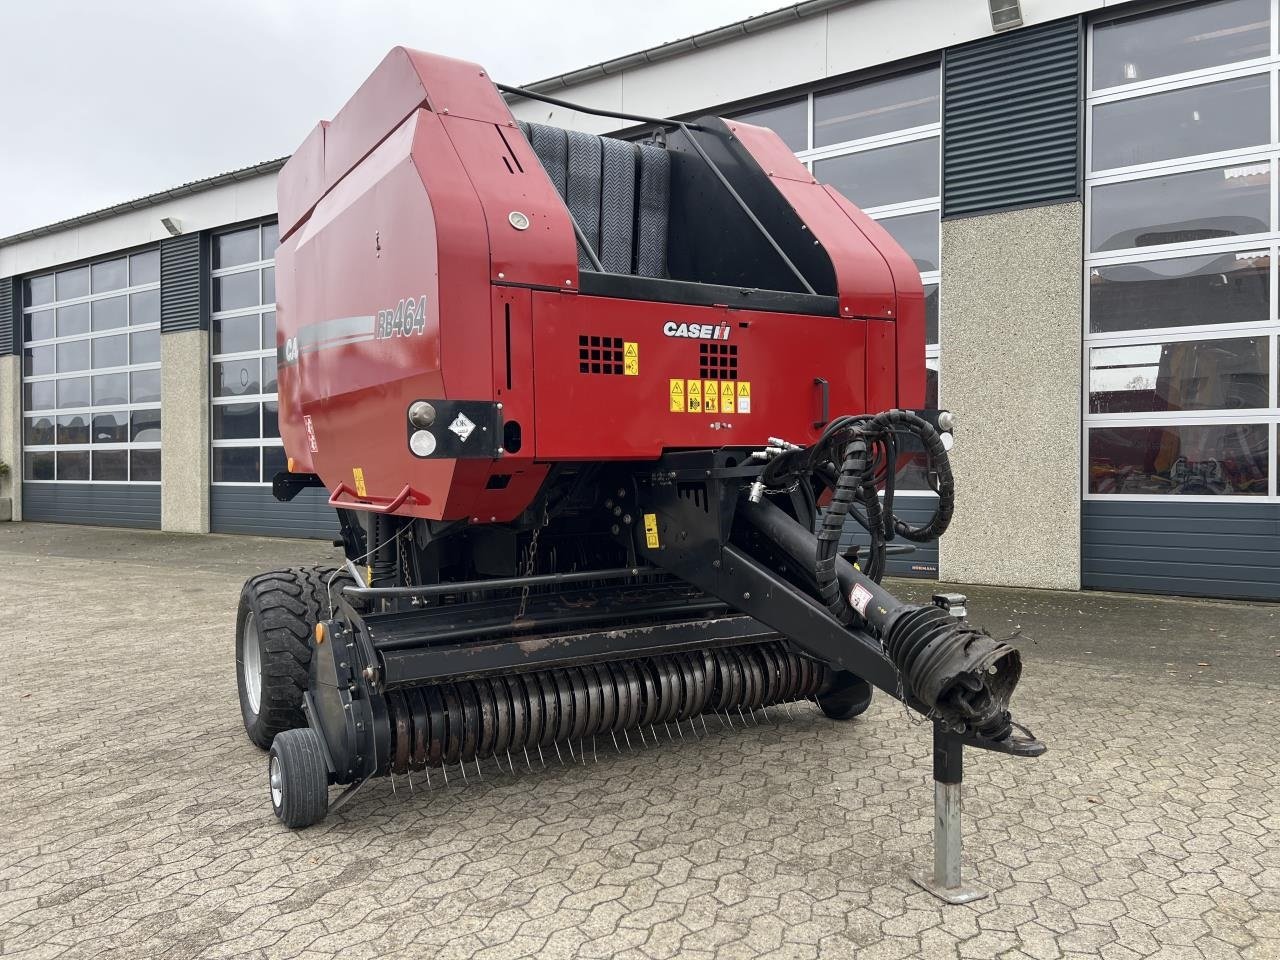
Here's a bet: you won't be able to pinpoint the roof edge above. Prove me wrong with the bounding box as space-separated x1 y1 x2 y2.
0 157 288 249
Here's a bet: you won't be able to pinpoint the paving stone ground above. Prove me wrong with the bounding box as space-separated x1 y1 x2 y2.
0 522 1277 960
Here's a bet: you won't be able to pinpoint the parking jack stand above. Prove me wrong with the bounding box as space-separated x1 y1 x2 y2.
911 720 988 904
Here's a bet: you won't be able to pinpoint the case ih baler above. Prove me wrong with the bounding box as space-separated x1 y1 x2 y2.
235 47 1042 897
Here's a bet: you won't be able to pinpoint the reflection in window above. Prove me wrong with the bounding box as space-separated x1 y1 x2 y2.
730 98 807 152
814 67 939 147
876 211 938 272
1092 0 1270 90
815 137 939 209
1089 337 1268 413
1088 423 1268 495
1089 250 1268 333
924 285 939 346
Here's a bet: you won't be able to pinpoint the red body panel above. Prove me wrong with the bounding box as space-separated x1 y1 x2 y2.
274 47 929 522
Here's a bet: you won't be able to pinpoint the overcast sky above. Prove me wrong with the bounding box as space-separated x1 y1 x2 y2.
0 0 776 238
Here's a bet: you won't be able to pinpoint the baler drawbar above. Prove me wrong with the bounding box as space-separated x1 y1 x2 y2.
234 47 1043 899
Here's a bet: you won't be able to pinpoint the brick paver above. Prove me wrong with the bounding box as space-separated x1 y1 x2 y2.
0 523 1277 959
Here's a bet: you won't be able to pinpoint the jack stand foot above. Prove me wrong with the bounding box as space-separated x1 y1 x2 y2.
910 722 990 905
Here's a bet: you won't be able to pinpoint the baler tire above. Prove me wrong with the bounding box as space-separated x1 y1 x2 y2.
236 565 352 750
268 728 329 829
817 672 874 721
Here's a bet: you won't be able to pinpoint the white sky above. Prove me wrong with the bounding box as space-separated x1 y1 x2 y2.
0 0 777 237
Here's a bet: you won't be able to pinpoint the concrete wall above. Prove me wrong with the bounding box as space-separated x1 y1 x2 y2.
939 202 1083 590
0 354 21 520
160 329 210 533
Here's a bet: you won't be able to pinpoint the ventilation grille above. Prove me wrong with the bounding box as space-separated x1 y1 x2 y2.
579 334 625 375
699 342 738 380
0 278 14 355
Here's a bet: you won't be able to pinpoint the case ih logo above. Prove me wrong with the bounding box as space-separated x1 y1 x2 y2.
663 321 730 341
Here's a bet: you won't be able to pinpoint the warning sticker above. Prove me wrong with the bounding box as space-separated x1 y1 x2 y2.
353 467 368 498
669 378 685 412
703 380 719 414
849 582 873 618
687 379 703 413
736 381 752 414
623 341 639 376
303 414 319 453
720 382 735 416
643 513 661 549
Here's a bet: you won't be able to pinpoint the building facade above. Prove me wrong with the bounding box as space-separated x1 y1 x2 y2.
0 0 1276 600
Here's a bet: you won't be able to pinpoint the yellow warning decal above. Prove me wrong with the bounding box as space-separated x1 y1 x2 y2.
736 381 752 414
720 382 735 416
643 513 661 549
703 380 719 414
623 341 639 376
687 379 703 413
353 467 367 497
669 378 685 412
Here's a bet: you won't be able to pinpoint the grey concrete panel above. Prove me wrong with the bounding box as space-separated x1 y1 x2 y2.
160 327 210 533
939 201 1083 590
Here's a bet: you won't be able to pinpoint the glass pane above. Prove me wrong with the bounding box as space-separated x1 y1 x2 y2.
92 450 128 481
214 227 260 269
814 67 939 148
814 137 938 209
24 310 54 342
214 402 260 440
131 408 162 442
56 377 90 409
57 450 90 481
262 354 277 394
892 433 931 490
57 302 90 337
91 296 127 331
93 334 128 369
130 329 160 364
730 98 807 152
23 275 54 307
92 372 129 406
24 452 54 481
57 339 91 373
24 416 54 446
131 449 162 481
1089 337 1269 414
1092 75 1269 172
129 289 160 326
262 266 275 305
56 266 90 301
263 400 279 438
24 380 55 411
129 249 160 285
263 445 287 481
215 358 260 398
91 258 126 293
1089 250 1268 333
1092 0 1270 90
214 446 261 483
56 414 90 445
131 369 161 404
1088 423 1268 495
926 357 939 409
213 313 260 354
261 311 276 349
875 211 938 272
91 411 129 443
1089 162 1270 252
924 284 939 346
24 345 54 376
214 271 261 311
262 222 280 256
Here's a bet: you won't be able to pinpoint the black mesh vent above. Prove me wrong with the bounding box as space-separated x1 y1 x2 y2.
578 334 625 375
699 342 738 380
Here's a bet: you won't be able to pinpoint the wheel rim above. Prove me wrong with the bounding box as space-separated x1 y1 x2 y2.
242 612 263 716
269 754 283 810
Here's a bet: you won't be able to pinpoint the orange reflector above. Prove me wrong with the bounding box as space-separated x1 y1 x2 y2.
314 622 326 645
288 457 296 472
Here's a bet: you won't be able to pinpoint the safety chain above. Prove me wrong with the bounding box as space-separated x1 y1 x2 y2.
514 506 548 622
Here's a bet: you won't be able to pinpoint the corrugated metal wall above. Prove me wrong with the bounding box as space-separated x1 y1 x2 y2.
211 486 337 539
22 483 161 529
0 277 15 354
1083 500 1280 601
159 233 207 333
838 499 939 579
941 17 1082 218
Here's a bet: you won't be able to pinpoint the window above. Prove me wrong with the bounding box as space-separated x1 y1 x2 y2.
21 247 161 483
210 223 282 485
1086 1 1279 501
729 98 808 152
